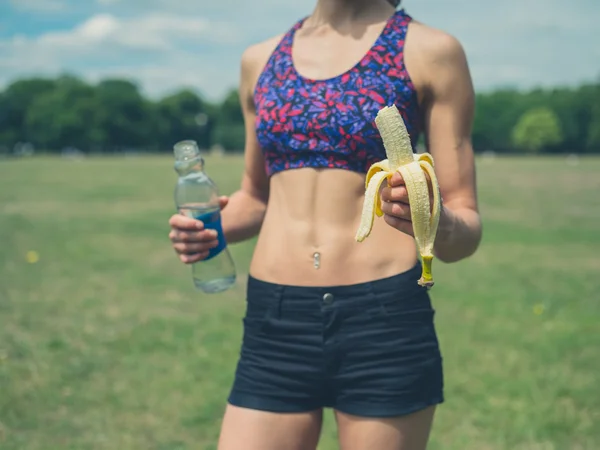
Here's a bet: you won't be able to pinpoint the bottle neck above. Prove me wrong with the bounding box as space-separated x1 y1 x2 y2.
174 155 205 176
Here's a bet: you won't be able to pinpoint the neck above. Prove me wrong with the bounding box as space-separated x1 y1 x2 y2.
309 0 394 26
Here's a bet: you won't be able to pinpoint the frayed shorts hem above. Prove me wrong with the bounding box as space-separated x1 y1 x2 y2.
227 391 322 414
227 391 445 419
332 396 445 418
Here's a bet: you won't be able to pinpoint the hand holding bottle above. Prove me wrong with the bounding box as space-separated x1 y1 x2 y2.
169 196 229 264
170 139 236 294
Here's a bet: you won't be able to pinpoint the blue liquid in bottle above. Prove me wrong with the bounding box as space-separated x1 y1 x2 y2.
173 140 236 294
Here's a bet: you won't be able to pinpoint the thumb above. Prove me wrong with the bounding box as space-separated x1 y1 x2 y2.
218 195 229 210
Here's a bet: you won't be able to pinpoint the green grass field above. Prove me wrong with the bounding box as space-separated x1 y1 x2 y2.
1 154 599 450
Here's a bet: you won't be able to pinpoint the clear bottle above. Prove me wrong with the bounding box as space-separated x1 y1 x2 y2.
173 140 236 294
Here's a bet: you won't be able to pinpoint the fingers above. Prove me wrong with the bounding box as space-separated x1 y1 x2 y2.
387 171 404 187
380 196 411 221
179 251 209 264
169 213 204 231
169 227 218 248
168 213 220 264
381 170 436 237
170 232 218 264
172 238 218 254
218 196 229 210
381 185 409 203
383 214 414 237
381 179 435 212
384 172 435 203
169 227 217 244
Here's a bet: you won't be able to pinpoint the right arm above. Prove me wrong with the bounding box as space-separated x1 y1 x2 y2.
168 44 271 263
220 45 270 244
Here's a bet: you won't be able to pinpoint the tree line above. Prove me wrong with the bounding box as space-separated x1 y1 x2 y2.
0 74 598 157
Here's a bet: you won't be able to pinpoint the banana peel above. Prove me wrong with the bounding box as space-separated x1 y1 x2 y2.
355 104 442 289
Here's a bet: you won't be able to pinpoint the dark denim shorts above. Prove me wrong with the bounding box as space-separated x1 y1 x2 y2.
227 262 444 417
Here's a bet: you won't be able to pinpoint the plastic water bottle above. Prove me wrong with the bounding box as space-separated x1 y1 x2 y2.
173 140 236 294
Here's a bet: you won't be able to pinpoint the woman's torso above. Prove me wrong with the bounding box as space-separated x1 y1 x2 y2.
247 8 425 286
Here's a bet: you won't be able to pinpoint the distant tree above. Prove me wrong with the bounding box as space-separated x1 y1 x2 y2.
472 88 530 152
511 107 564 153
584 84 600 153
0 77 57 147
211 89 244 152
25 76 102 152
2 73 599 155
156 89 212 151
212 123 245 152
586 109 600 153
94 79 156 150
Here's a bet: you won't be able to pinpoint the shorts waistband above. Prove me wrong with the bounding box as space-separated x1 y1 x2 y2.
247 261 426 304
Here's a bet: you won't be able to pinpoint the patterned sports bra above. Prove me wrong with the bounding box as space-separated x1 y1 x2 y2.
254 9 421 177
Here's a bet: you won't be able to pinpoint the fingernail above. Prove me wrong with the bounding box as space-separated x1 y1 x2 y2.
196 222 204 229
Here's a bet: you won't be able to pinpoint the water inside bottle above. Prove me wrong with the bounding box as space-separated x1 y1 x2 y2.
180 204 236 294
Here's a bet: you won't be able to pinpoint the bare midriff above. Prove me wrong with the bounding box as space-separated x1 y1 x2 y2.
249 167 419 286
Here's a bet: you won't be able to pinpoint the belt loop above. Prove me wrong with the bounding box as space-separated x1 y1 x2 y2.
367 278 386 315
273 284 284 320
366 279 376 300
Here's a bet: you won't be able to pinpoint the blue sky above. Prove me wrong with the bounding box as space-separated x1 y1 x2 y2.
0 0 597 101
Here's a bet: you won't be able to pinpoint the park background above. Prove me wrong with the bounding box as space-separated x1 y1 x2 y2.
1 0 599 449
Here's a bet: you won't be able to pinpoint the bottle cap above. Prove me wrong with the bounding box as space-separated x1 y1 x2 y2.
174 140 201 161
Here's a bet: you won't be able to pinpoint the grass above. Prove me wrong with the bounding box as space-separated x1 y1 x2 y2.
0 153 599 449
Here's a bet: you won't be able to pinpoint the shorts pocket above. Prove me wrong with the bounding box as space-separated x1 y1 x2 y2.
362 289 440 351
376 289 435 324
242 278 282 331
242 298 275 331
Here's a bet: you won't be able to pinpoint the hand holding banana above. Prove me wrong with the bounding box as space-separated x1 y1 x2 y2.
355 104 442 289
379 171 436 238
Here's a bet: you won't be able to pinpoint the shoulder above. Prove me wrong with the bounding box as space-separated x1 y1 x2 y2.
408 20 467 64
241 34 285 75
403 18 472 97
239 33 285 95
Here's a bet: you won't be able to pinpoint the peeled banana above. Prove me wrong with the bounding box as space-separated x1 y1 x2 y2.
355 104 442 289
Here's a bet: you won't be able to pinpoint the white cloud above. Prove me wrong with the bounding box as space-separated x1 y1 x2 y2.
0 11 243 99
77 14 119 40
31 13 217 51
0 0 598 100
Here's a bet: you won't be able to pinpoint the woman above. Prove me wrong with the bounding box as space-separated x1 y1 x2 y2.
168 0 482 448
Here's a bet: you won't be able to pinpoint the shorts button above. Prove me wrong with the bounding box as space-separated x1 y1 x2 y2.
323 293 334 304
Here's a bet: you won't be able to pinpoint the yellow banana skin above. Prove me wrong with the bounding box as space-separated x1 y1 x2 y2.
355 105 442 289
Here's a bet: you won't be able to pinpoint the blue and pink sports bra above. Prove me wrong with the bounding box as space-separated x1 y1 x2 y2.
253 9 421 177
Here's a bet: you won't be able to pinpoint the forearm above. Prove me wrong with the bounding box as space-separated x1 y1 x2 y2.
221 189 267 244
433 205 482 263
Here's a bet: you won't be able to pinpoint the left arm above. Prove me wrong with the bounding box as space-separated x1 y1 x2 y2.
423 34 482 262
381 31 482 263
